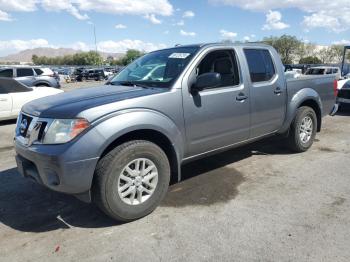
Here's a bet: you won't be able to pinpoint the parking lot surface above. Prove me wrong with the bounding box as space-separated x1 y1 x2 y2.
0 86 350 261
60 80 106 91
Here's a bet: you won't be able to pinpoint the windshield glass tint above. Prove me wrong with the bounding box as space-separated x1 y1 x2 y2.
110 46 199 88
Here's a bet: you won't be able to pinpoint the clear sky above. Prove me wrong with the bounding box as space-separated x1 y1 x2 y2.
0 0 349 56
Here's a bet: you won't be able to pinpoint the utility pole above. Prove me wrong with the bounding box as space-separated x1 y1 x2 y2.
91 22 100 66
93 24 98 53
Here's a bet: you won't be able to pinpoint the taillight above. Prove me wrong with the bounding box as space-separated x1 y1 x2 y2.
333 80 338 97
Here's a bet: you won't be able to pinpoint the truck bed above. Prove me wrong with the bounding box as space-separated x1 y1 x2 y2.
287 75 336 116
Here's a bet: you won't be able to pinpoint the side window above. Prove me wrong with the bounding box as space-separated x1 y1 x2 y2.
34 68 44 75
17 68 34 77
196 49 240 88
0 69 13 77
244 49 276 82
326 68 332 74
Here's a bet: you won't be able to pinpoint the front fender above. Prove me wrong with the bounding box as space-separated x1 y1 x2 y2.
279 88 322 133
93 109 185 163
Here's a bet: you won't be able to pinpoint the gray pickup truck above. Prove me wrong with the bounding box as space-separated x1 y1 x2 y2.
14 43 337 221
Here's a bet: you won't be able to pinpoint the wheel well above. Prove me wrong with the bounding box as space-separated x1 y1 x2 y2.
100 129 179 184
35 82 50 87
299 100 321 132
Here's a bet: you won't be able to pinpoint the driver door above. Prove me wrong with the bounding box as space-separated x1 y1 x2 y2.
182 48 250 157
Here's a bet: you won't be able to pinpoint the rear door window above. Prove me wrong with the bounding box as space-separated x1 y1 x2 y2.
34 68 44 75
0 69 13 77
244 49 276 82
17 68 34 77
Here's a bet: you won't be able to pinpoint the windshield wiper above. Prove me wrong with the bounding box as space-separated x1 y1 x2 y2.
113 81 150 89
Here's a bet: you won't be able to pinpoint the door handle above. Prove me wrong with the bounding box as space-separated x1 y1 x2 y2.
0 98 8 102
236 93 248 102
274 87 282 95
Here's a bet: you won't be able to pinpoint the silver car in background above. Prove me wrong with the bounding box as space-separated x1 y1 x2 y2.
0 66 60 88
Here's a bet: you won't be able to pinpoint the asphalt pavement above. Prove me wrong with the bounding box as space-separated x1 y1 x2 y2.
0 90 350 261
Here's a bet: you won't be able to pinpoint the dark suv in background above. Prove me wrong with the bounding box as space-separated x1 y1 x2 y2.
0 67 60 88
75 68 109 81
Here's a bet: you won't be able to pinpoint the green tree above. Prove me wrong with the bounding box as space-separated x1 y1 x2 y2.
263 35 301 64
30 50 146 66
299 56 322 64
295 43 317 62
330 45 345 63
110 59 123 66
32 54 39 64
120 49 144 65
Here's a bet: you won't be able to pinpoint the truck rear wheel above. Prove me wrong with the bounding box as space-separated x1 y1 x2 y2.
287 106 317 152
93 140 170 222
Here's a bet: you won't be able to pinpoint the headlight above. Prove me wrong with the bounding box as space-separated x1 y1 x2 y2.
43 118 90 144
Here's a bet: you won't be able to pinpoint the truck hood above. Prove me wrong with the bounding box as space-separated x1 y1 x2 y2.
22 85 167 118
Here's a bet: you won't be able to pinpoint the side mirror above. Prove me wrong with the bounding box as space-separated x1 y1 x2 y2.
191 72 221 93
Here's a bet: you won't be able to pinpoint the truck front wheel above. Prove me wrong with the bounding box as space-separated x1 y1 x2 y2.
93 140 170 222
287 106 317 152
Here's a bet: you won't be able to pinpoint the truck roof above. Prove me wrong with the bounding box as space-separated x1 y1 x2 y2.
155 42 272 52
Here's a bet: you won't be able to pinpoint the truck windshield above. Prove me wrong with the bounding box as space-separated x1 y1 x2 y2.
109 46 199 88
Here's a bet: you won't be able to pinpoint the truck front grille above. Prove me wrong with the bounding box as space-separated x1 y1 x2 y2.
18 114 33 137
16 113 50 146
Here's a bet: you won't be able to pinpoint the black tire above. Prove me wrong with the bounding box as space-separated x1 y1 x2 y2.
93 140 170 222
287 106 317 152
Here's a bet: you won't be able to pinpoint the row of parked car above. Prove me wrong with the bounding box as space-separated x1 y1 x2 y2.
0 65 119 121
284 65 342 80
0 65 122 89
55 66 121 83
0 66 61 88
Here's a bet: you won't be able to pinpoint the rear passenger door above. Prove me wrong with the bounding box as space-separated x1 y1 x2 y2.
15 68 35 87
244 48 286 138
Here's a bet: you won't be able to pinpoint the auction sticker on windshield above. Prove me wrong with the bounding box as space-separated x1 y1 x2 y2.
169 53 191 59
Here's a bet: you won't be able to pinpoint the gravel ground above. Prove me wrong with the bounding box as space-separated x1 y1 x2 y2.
0 88 350 261
60 80 106 92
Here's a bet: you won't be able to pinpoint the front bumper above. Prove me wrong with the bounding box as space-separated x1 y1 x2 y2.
337 97 350 105
15 138 99 202
337 88 350 104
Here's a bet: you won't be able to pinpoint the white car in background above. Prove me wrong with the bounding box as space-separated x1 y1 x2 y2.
0 77 63 121
285 69 303 79
305 66 341 80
